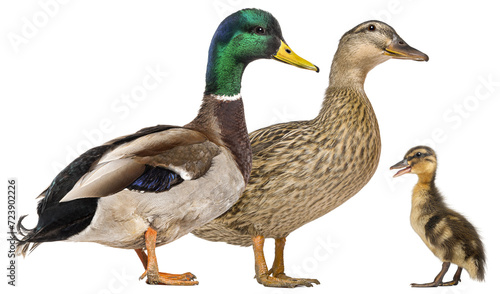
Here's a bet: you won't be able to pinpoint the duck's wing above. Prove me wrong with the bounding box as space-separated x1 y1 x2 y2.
59 127 219 202
17 125 220 250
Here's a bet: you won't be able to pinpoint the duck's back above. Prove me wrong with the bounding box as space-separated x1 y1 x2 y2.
193 87 381 246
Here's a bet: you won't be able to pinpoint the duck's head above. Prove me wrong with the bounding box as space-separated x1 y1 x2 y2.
205 9 318 96
331 20 428 82
390 146 437 178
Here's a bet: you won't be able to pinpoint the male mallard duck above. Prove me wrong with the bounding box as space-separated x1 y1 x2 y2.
391 146 486 287
14 8 318 286
193 20 428 287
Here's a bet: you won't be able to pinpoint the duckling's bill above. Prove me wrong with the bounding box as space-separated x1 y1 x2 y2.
390 159 411 177
384 37 429 61
273 40 319 72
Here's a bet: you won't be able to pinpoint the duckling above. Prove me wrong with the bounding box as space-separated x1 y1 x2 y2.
391 146 486 287
14 8 318 286
192 20 428 287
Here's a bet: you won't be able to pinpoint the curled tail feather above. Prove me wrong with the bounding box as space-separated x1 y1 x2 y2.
12 215 41 257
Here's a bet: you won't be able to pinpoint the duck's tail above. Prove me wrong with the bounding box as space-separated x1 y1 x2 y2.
466 239 486 281
11 215 42 257
472 255 486 281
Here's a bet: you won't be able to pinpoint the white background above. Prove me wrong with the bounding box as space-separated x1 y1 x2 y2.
1 1 499 294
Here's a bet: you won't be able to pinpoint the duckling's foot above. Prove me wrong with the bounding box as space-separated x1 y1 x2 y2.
440 280 461 287
440 267 462 287
411 281 440 287
411 262 450 288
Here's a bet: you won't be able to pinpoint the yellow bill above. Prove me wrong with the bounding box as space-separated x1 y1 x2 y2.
273 40 319 72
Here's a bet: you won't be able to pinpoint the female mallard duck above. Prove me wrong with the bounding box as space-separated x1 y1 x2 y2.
391 146 485 287
193 20 428 287
15 8 318 286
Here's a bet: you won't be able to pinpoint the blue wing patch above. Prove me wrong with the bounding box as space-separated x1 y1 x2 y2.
127 165 184 192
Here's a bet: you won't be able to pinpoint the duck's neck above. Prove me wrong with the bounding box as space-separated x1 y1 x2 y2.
313 51 374 125
204 48 246 96
328 45 381 88
417 172 436 187
186 94 251 184
311 49 382 182
187 44 252 182
412 173 441 209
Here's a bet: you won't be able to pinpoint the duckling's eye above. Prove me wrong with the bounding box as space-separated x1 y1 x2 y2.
254 26 266 35
415 152 422 157
368 25 376 31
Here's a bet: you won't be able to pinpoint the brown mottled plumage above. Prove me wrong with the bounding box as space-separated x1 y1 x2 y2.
391 146 486 287
193 20 428 287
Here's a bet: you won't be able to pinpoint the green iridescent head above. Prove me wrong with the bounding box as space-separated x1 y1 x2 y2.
205 8 318 96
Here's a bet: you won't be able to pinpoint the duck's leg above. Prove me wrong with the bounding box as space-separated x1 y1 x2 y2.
252 236 319 288
411 262 450 287
136 247 195 281
268 238 320 287
440 266 462 286
135 249 148 269
138 227 198 285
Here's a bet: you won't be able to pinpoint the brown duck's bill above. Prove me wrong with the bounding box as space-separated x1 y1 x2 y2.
273 40 320 72
384 38 429 62
390 159 412 177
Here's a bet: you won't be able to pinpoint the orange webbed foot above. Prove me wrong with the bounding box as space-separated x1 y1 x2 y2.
137 228 199 286
140 271 198 285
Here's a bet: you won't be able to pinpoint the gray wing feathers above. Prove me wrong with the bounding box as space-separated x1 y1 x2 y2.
60 159 145 202
60 128 220 202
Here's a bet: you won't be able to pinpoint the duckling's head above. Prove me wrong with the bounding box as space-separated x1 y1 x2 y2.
331 20 428 84
390 146 437 178
205 9 318 96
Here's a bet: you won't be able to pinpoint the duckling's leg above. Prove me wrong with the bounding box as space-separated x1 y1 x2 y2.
252 236 319 288
440 267 462 286
411 262 450 287
138 227 198 285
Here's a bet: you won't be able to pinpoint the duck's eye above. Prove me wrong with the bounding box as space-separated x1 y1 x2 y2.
415 152 422 157
254 26 266 35
368 25 376 31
